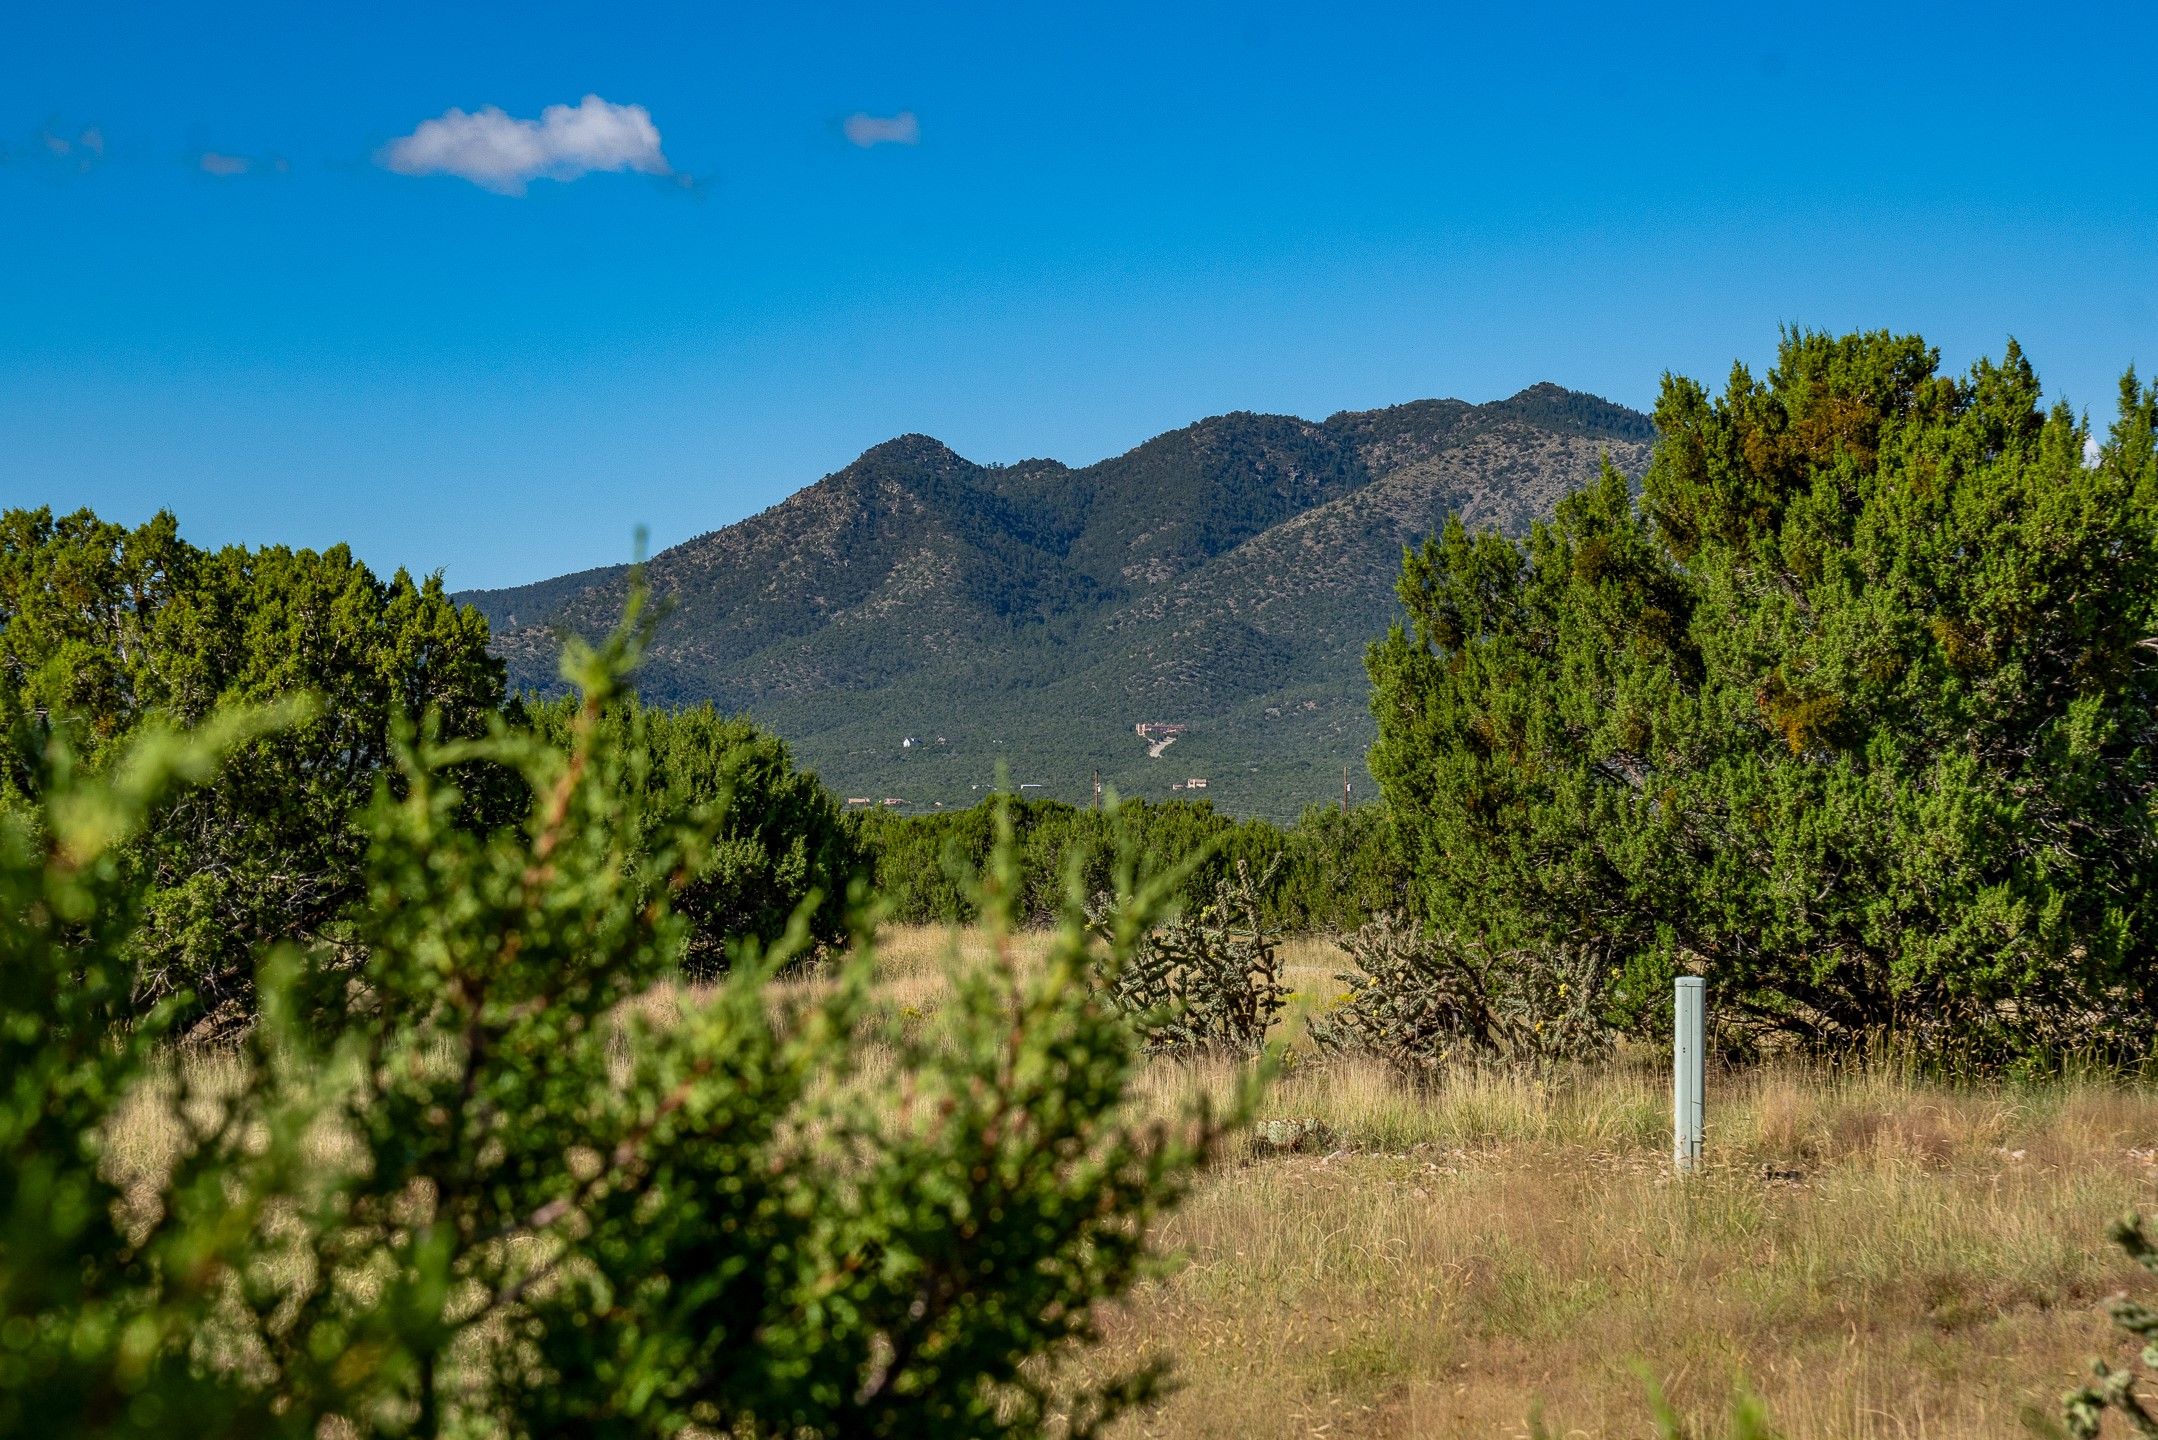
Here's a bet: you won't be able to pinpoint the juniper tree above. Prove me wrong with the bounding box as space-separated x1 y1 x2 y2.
0 506 505 1027
1369 331 2158 1059
519 692 866 971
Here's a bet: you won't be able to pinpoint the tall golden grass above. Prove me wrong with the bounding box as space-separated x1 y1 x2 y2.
872 927 2158 1439
1102 1055 2156 1439
106 925 2158 1438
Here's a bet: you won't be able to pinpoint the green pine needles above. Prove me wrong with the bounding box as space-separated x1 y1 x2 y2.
0 602 1246 1439
1369 330 2158 1063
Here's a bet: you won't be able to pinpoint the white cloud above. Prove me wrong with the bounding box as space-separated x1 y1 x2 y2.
378 95 670 195
200 151 249 176
844 111 920 148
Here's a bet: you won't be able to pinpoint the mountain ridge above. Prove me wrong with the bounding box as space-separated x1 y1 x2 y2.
462 384 1655 819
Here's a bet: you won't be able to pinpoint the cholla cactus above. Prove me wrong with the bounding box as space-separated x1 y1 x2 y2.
1089 855 1286 1058
2057 1213 2158 1437
1309 913 1612 1075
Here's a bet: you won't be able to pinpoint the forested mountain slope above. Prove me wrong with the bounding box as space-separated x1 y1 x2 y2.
462 384 1653 819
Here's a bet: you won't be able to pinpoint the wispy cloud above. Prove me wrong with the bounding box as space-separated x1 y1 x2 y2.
844 111 920 148
378 95 670 195
31 125 104 172
200 151 249 176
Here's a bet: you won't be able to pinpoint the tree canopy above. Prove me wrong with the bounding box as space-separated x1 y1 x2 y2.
857 795 1403 934
0 507 503 1024
0 507 867 1022
1368 330 2158 1058
520 693 865 966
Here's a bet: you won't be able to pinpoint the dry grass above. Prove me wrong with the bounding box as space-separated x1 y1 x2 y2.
871 926 2158 1439
108 925 2158 1438
1100 1057 2158 1439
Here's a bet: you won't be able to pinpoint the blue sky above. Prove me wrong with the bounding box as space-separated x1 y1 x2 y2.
5 1 2155 590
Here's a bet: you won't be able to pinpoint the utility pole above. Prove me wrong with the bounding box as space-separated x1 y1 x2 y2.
1341 764 1349 815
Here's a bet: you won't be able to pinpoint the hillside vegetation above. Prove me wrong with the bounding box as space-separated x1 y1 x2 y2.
461 385 1654 820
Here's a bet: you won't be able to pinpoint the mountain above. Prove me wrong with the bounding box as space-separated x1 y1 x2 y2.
460 384 1655 821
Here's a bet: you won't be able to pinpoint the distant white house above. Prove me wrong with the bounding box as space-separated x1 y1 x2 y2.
1186 778 1207 789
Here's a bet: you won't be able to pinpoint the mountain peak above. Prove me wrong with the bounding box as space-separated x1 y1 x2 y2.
1487 383 1657 442
1507 381 1573 402
847 433 973 473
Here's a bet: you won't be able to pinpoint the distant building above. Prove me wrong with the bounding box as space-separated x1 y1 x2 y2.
902 736 918 748
1134 722 1188 739
881 798 904 806
846 798 873 805
1186 778 1207 789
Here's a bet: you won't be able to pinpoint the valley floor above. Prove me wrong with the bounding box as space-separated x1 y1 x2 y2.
875 927 2157 1440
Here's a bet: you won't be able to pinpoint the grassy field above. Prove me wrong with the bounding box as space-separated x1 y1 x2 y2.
866 926 2158 1439
112 926 2158 1438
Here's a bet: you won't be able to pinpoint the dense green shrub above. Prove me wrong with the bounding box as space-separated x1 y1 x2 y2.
521 693 865 967
859 796 1403 933
0 704 297 1440
1 507 867 1015
1267 800 1408 931
1370 331 2158 1060
0 506 505 1027
0 621 1240 1440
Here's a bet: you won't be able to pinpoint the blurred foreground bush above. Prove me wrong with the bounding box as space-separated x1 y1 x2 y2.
0 610 1242 1440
